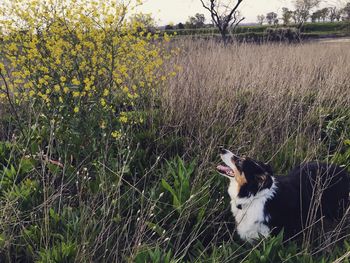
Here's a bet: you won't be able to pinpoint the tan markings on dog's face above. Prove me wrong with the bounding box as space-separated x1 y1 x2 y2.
231 159 248 191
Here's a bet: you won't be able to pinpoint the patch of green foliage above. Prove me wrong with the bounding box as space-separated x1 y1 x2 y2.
166 21 350 40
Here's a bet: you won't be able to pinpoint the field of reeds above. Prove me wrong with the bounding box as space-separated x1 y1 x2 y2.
1 1 350 262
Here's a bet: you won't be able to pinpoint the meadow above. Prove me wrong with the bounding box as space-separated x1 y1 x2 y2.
1 1 350 262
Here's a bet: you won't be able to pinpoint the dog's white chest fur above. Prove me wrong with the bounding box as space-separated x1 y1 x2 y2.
228 178 276 242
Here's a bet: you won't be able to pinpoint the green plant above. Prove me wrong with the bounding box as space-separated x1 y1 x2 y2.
134 246 173 263
161 156 196 213
37 241 77 263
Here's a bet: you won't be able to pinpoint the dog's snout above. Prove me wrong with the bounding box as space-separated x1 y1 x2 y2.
219 146 228 155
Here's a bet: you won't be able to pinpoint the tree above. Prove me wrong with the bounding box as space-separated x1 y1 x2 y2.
165 24 174 30
130 13 156 32
282 7 293 25
266 12 278 25
200 0 245 42
343 2 350 20
177 22 185 29
257 14 265 25
318 8 329 21
293 0 321 25
187 13 206 28
311 10 322 22
328 6 341 22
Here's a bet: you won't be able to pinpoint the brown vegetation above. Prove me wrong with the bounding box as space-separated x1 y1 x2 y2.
161 39 350 166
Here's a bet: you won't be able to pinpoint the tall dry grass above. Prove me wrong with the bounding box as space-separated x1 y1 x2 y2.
159 39 350 250
161 39 350 167
1 38 350 261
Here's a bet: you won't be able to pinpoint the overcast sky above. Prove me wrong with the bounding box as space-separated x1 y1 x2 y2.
137 0 341 25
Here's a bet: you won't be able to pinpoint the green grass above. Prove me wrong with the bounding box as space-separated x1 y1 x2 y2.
1 37 350 262
165 21 350 40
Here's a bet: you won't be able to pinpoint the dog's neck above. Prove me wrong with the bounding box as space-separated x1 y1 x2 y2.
228 177 277 242
228 177 277 206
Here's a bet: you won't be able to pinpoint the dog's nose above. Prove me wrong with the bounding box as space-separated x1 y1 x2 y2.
219 146 228 154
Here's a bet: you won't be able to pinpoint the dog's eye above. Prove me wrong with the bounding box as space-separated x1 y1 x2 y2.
235 159 243 168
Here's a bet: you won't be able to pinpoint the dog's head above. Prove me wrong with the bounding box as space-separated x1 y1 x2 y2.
217 148 273 198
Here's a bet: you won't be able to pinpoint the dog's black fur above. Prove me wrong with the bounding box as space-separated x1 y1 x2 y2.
218 148 350 240
263 162 349 239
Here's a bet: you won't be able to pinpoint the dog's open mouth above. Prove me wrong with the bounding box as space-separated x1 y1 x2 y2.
217 164 234 177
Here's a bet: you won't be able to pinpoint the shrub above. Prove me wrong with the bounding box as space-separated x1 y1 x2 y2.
0 0 174 158
0 0 177 261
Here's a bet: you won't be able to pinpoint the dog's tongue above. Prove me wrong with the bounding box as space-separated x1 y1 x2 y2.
217 165 232 174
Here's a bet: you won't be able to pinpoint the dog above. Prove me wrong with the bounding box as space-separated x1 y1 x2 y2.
216 148 349 242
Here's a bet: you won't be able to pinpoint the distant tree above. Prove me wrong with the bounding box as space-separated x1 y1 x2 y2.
328 6 341 22
257 14 265 25
292 11 298 23
200 0 245 42
187 13 206 28
282 7 293 25
320 8 330 21
165 24 174 30
130 13 156 32
266 12 278 25
177 22 185 29
311 10 322 22
343 2 350 20
293 0 321 25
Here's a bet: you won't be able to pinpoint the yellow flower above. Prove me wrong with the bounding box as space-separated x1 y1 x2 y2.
119 115 128 123
54 85 60 92
72 78 80 85
0 63 5 72
8 43 18 52
103 89 109 96
63 87 69 94
111 130 122 139
1 0 171 126
72 91 80 97
122 86 129 93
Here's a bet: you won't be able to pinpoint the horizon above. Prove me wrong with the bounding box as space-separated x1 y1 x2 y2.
137 0 344 26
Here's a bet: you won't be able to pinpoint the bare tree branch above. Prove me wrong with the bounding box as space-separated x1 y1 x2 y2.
200 0 245 42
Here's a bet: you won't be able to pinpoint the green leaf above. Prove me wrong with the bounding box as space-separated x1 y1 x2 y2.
0 233 5 248
47 163 61 175
19 158 35 174
161 179 180 210
344 139 350 146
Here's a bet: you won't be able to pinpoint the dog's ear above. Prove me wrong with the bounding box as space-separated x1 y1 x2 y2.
256 172 272 188
264 163 273 175
235 158 243 170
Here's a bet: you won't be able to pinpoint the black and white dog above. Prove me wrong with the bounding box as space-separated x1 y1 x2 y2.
217 148 349 242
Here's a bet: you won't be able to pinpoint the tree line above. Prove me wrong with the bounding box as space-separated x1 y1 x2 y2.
258 1 350 26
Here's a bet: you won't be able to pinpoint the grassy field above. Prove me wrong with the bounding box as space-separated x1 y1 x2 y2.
165 21 350 41
1 38 350 261
1 1 350 260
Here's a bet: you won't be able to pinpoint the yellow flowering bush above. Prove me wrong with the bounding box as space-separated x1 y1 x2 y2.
0 0 171 142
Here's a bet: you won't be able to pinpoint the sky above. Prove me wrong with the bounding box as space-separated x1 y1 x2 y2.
137 0 342 26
